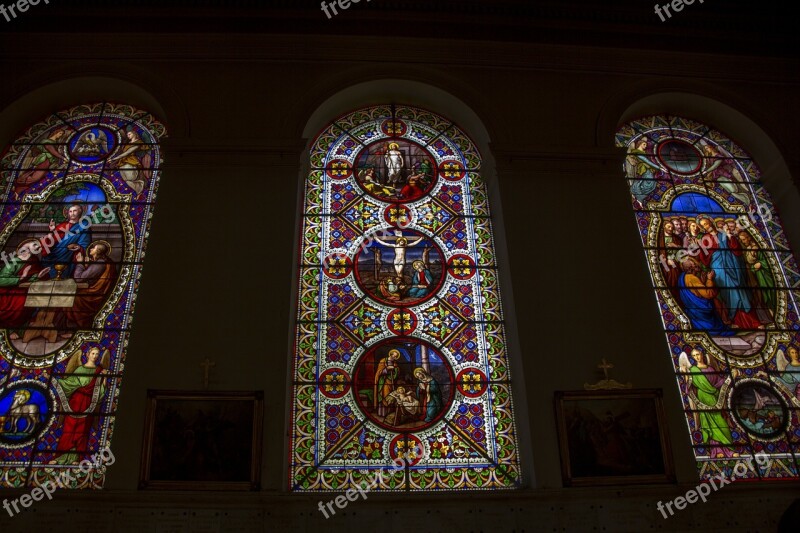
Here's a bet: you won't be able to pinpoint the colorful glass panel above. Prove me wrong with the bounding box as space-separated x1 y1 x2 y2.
616 116 800 481
291 105 521 491
0 103 165 488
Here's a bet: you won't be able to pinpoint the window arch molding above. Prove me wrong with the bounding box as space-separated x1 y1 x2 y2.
301 80 493 164
604 91 800 250
288 93 533 490
0 74 186 146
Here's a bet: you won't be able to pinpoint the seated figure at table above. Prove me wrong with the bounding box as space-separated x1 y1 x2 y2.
64 241 117 329
0 239 51 331
40 204 92 279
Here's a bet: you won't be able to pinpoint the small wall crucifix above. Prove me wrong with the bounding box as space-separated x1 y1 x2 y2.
584 357 632 390
200 357 216 390
598 358 614 380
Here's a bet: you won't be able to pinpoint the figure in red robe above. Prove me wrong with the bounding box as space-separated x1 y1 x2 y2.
0 239 51 329
696 217 763 330
53 346 109 464
400 174 425 201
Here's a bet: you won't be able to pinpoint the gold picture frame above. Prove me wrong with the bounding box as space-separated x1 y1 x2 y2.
554 388 675 487
139 390 263 491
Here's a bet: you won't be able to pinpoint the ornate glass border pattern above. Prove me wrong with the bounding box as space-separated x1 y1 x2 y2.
291 105 521 491
0 103 165 488
616 115 800 481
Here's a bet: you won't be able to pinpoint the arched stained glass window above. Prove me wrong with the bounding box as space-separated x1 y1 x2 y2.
291 105 521 491
0 103 165 488
616 116 800 481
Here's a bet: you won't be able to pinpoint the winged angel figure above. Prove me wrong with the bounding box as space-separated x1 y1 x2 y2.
775 348 800 404
52 346 110 464
679 350 736 457
13 128 68 194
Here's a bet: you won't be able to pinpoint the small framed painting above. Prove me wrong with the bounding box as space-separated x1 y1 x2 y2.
554 388 675 486
139 390 263 490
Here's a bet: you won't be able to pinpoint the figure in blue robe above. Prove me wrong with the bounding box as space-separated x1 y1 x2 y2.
40 205 92 278
625 139 661 203
697 220 756 325
712 232 751 313
414 368 444 423
407 261 434 299
678 269 733 337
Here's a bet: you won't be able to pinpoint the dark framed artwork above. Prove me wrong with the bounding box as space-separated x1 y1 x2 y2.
139 390 263 490
554 389 675 487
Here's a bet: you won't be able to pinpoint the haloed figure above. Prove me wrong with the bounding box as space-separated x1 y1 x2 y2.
414 368 443 423
39 204 92 279
697 216 762 330
385 142 404 186
776 347 800 401
108 127 153 196
54 347 109 464
625 137 660 207
373 234 424 277
737 230 776 321
407 260 434 299
374 350 401 417
701 144 751 206
14 128 68 194
65 240 117 330
679 349 735 458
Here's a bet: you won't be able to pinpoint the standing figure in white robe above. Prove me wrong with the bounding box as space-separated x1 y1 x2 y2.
385 142 404 186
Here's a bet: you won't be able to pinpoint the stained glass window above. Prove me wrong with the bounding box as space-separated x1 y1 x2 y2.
616 116 800 480
0 103 165 488
291 105 521 491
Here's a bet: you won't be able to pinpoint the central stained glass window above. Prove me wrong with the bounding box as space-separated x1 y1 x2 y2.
290 105 521 491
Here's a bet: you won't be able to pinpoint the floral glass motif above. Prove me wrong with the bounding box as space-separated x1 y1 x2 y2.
616 116 800 481
0 103 165 488
291 105 520 491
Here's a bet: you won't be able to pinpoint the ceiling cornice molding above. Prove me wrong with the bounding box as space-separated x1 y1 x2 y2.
1 34 798 85
1 1 795 57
